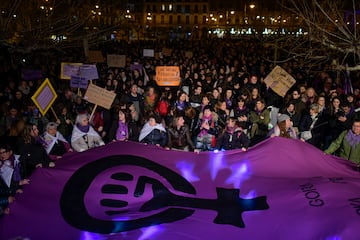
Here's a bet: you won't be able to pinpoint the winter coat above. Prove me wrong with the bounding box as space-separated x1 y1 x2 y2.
167 124 195 150
71 125 105 152
216 127 250 150
325 130 360 164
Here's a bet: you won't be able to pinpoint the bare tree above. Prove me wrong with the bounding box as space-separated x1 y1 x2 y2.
278 0 360 71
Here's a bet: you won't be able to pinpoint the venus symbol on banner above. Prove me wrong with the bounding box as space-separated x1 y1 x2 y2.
60 155 269 234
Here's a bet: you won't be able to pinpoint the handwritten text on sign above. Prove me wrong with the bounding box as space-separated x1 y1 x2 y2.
264 65 296 97
84 84 116 110
156 66 180 86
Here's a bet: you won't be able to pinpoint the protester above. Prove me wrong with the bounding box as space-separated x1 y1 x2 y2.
215 117 250 151
42 122 72 161
166 114 196 152
299 103 328 149
324 118 360 164
249 99 271 146
195 105 219 151
270 114 298 139
139 114 167 147
17 123 55 178
0 144 30 195
108 107 129 141
71 114 105 152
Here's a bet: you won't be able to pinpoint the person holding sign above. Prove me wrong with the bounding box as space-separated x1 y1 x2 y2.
71 114 105 152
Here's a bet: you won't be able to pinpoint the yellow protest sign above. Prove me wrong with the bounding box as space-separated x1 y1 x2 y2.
264 65 296 97
155 66 181 86
31 78 58 116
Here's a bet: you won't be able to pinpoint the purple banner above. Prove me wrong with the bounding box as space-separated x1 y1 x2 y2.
1 138 360 240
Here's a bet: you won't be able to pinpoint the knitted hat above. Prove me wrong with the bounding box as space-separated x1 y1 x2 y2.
277 114 290 123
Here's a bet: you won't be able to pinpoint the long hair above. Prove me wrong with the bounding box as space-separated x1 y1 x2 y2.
278 121 291 138
22 123 36 144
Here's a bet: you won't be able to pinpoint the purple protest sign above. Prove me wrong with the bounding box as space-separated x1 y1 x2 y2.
1 138 359 240
31 78 57 116
70 75 88 89
131 63 143 75
79 64 99 80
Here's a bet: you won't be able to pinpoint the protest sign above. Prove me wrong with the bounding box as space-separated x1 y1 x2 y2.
70 76 88 89
79 64 99 80
107 54 126 68
264 65 296 97
143 49 155 57
84 83 116 110
156 66 181 86
31 78 58 116
60 62 83 80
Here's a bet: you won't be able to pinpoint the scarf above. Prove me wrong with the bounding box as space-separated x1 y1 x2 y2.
43 131 68 154
116 121 128 141
226 125 236 134
76 123 90 133
345 130 360 147
0 155 21 187
71 124 100 142
139 122 166 142
199 114 213 137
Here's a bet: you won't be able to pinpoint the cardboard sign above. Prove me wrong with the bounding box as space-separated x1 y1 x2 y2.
88 50 104 63
264 65 296 97
60 62 83 80
107 54 126 68
84 84 116 110
143 49 154 57
155 66 181 86
31 78 58 116
70 76 88 89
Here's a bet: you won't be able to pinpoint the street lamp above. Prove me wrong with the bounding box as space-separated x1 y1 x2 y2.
244 2 255 25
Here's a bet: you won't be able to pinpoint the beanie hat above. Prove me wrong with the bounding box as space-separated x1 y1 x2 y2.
277 114 290 123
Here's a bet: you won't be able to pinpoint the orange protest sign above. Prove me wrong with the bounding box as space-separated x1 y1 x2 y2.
155 66 181 86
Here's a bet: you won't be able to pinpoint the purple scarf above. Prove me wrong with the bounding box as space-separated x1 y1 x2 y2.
116 121 128 141
345 130 360 147
199 114 213 137
76 123 90 133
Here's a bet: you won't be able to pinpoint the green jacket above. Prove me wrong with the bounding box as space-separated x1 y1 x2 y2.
249 108 271 137
324 130 360 165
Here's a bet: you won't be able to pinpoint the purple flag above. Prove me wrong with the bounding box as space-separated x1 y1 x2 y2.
1 138 359 240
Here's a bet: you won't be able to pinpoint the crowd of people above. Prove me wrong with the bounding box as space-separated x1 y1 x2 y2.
1 39 360 216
